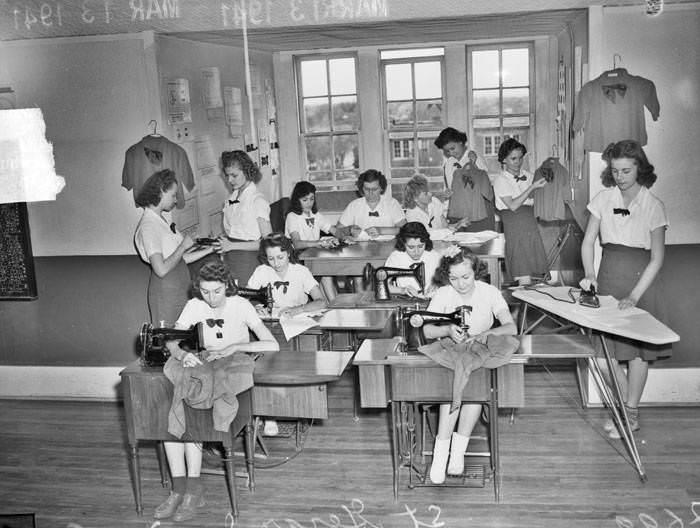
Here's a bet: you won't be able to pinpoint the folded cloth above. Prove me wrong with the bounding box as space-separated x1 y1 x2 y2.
418 335 520 413
164 353 255 438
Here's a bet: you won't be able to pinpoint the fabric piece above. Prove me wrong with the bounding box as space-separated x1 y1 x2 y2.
418 335 520 412
572 69 660 152
533 158 569 221
164 353 255 438
442 149 488 189
596 244 671 361
499 205 548 279
222 184 271 241
122 136 194 209
447 163 493 222
587 186 668 250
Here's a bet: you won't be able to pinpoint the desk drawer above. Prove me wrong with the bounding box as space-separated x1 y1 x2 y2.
391 366 491 402
253 384 328 419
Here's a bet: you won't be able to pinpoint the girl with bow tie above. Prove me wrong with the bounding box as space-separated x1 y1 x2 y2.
492 137 548 285
580 140 670 439
155 261 278 522
247 234 327 318
423 248 516 484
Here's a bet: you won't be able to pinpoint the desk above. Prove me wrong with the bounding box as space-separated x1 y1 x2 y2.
329 292 428 310
120 351 353 517
512 286 680 481
301 236 505 288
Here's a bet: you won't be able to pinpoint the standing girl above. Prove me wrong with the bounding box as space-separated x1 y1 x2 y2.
492 138 548 284
424 248 516 484
134 169 218 326
580 140 670 439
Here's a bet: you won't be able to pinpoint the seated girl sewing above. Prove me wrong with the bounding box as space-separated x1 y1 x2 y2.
423 247 516 484
158 261 278 522
247 233 327 318
384 221 441 298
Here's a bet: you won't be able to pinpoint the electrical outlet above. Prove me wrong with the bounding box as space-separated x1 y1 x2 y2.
173 125 192 143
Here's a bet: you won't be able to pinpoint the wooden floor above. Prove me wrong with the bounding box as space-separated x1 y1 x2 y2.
1 365 699 528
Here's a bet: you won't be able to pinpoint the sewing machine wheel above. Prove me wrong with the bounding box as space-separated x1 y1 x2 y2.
409 314 425 328
139 322 153 356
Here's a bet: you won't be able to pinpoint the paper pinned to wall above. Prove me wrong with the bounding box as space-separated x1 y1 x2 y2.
201 67 223 109
166 78 192 124
0 108 65 204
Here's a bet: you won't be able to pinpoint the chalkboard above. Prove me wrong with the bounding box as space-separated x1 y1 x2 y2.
0 202 38 300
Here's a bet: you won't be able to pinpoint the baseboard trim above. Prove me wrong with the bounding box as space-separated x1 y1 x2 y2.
585 366 700 406
0 366 123 401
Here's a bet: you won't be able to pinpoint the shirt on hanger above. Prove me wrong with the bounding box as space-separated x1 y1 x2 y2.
122 135 194 209
533 158 569 221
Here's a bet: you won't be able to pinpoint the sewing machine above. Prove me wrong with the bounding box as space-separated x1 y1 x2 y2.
395 305 471 354
363 262 425 301
139 322 204 367
237 284 274 316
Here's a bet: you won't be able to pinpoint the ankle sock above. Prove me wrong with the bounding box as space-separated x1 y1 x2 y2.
172 476 186 495
186 476 203 496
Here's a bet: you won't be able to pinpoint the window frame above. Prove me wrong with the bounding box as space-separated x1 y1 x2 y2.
294 53 361 191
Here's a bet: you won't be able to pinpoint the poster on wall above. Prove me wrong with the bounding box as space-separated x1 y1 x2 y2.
166 78 192 124
201 67 223 109
224 86 243 135
249 65 263 110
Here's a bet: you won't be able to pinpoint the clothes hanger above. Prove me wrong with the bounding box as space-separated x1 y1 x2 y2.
147 120 161 137
604 54 626 77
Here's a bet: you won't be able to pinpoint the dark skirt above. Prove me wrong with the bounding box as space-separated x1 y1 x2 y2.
148 259 190 326
499 205 547 279
448 200 495 232
597 243 672 361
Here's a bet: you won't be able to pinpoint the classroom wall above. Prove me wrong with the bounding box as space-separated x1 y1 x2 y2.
587 3 700 245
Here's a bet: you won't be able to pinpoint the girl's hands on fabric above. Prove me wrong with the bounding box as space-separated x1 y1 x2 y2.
206 348 234 362
365 226 380 239
618 296 638 310
448 324 467 343
181 351 203 368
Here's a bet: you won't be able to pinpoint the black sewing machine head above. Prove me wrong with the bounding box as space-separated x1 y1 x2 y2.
139 322 204 367
363 262 425 301
578 285 600 308
237 284 274 315
395 305 471 353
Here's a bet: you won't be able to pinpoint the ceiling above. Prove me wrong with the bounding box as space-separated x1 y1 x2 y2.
165 9 587 52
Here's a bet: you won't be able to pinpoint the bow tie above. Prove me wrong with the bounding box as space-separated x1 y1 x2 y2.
273 281 289 293
144 146 163 164
305 217 315 227
602 83 627 103
228 199 240 205
169 222 176 234
368 211 379 217
205 318 224 328
613 208 630 216
513 175 527 182
453 162 462 169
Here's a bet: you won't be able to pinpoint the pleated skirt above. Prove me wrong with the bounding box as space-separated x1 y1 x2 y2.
499 205 547 279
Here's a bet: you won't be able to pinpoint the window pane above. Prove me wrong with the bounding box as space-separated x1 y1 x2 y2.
385 64 413 101
417 138 443 167
473 117 500 129
415 100 443 126
301 60 328 97
336 170 358 181
503 88 529 114
472 50 499 89
329 58 356 95
502 48 529 87
389 139 414 167
309 171 333 182
473 90 499 115
381 48 444 59
503 116 530 127
333 135 359 170
414 62 442 99
331 96 359 131
390 168 416 180
305 136 332 172
388 101 414 127
303 98 330 132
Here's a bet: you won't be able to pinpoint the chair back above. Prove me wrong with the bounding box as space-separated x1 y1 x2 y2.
270 197 291 233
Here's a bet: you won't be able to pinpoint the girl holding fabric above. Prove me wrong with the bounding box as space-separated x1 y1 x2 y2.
580 140 670 439
134 169 219 326
492 138 548 285
423 247 516 484
156 261 278 522
384 221 441 298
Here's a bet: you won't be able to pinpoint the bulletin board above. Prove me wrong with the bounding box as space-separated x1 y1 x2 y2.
0 202 38 300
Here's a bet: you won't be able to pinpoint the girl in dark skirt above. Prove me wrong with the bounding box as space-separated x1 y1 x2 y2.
492 138 548 284
580 140 670 439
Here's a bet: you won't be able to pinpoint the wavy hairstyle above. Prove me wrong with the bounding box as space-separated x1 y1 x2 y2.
395 221 433 252
290 181 318 215
402 174 429 209
600 140 657 188
497 137 527 164
356 169 387 196
432 248 488 287
221 150 262 184
257 233 300 265
134 169 177 208
434 127 467 149
191 260 238 299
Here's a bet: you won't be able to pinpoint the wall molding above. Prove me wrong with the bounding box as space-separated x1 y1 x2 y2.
0 366 123 401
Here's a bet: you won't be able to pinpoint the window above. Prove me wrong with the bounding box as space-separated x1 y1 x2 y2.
381 48 446 196
469 45 533 173
297 55 360 189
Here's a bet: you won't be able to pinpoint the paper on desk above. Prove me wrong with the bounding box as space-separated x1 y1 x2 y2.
352 231 395 242
279 313 320 341
451 230 500 245
428 228 453 241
